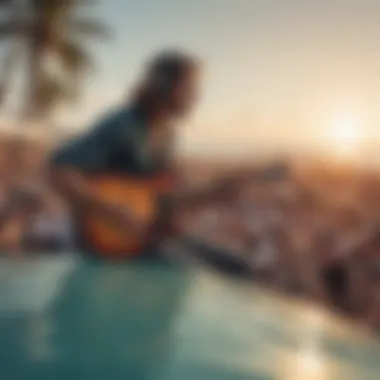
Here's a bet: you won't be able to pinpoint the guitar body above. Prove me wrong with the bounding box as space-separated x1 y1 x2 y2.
79 175 173 258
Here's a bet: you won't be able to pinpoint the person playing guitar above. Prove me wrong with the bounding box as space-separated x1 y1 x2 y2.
49 50 201 258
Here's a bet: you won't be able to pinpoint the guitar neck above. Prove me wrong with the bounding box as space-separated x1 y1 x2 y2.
169 164 288 210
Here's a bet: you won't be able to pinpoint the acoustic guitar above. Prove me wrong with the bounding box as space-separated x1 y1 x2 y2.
78 164 287 258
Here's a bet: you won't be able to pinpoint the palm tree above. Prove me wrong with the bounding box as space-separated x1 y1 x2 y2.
0 0 21 107
0 0 109 120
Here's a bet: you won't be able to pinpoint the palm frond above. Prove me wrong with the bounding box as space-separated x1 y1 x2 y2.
32 0 92 28
33 0 89 8
69 17 110 39
33 0 96 12
32 72 71 116
56 38 93 74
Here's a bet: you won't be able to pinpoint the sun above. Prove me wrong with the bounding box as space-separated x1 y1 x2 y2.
327 112 363 157
330 113 361 144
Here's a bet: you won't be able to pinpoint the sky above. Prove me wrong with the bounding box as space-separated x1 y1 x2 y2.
3 0 380 162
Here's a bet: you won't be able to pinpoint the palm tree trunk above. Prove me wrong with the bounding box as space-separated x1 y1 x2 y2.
21 0 45 120
23 39 45 119
0 41 20 107
0 0 22 110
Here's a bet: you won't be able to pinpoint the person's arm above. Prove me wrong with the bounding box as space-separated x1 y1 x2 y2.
49 168 127 217
48 129 143 233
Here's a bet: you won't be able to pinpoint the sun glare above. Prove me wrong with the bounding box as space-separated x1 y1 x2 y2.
326 112 363 158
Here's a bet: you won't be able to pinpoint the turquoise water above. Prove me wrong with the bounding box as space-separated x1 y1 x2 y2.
0 255 379 379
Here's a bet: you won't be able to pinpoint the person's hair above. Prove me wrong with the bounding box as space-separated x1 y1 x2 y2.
131 50 199 111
